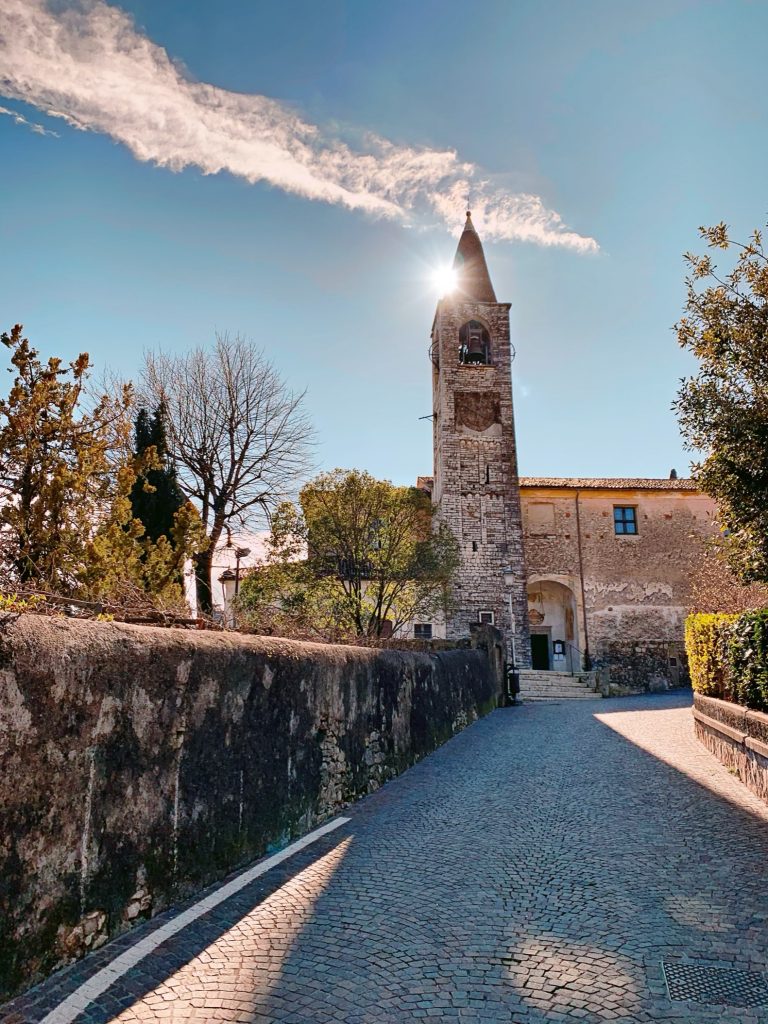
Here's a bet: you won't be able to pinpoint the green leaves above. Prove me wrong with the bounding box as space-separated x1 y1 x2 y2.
687 608 768 711
238 469 459 642
129 403 187 546
0 325 202 612
675 223 768 583
0 324 120 590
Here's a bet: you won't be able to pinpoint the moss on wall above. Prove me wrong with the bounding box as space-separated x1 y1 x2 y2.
0 615 501 1000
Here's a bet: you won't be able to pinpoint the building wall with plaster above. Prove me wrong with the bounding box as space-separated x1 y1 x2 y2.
520 479 718 690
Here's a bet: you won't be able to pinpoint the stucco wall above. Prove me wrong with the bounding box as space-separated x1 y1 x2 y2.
0 615 502 999
521 484 716 689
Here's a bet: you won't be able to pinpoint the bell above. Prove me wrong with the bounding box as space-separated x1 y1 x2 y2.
464 326 486 364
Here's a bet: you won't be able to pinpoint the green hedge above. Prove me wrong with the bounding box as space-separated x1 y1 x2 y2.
685 610 768 711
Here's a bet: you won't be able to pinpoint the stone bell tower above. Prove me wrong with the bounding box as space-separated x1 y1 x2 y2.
430 212 531 667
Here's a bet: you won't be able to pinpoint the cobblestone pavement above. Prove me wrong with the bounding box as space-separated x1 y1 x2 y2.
4 692 768 1024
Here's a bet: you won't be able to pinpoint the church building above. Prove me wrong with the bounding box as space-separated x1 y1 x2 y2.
417 214 718 693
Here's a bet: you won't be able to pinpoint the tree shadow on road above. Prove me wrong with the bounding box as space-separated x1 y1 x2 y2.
5 695 768 1024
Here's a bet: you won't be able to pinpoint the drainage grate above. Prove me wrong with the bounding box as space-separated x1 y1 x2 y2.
662 961 768 1007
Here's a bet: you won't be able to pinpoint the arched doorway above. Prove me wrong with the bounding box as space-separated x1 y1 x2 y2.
527 579 579 672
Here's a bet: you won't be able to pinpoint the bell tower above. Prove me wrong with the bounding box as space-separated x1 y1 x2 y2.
430 212 531 666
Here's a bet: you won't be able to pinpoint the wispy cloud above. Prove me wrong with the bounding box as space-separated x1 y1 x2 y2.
0 103 59 136
0 0 598 253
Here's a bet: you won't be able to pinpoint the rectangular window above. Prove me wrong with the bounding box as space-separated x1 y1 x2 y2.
613 506 638 535
414 623 433 640
478 610 495 625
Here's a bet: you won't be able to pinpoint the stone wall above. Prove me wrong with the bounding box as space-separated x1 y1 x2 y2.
0 615 503 1000
693 693 768 804
595 640 690 697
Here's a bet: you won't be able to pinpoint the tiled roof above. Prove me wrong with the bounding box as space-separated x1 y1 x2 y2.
416 475 699 492
519 477 699 491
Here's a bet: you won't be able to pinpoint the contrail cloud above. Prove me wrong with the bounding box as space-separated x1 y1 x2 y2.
0 0 599 253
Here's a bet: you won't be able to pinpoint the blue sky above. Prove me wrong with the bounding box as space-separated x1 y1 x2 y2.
1 0 766 485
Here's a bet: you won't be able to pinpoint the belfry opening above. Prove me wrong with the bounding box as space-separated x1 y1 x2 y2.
458 320 491 364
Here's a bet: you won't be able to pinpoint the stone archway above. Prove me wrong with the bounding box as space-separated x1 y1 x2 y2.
526 578 581 672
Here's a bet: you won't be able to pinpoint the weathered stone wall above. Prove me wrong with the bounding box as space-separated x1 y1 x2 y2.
521 483 716 689
430 295 531 666
0 615 502 1000
693 693 768 804
595 640 690 697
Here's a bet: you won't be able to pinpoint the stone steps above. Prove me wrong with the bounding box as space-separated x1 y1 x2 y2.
518 669 599 701
522 691 598 701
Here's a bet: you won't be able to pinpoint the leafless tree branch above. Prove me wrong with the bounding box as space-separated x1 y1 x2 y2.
142 333 314 610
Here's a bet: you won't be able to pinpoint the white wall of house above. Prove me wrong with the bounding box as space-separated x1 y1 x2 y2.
185 531 269 619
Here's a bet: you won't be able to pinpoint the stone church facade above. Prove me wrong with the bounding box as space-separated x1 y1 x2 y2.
417 214 718 690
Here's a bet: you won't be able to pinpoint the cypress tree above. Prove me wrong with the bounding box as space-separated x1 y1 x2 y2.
130 402 185 544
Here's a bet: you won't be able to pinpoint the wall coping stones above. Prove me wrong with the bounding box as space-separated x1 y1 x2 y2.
746 735 768 761
692 706 748 745
693 693 768 805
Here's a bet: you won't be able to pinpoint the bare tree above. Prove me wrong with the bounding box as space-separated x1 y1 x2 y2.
690 540 768 614
143 334 313 612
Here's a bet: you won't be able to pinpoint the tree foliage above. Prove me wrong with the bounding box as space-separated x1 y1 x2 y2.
80 459 205 610
238 469 460 641
0 325 203 611
142 334 313 612
0 324 126 590
675 222 768 582
129 403 186 545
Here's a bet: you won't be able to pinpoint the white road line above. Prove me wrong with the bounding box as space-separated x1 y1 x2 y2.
39 816 351 1024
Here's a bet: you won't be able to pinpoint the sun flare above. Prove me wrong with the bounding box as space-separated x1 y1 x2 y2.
431 264 458 296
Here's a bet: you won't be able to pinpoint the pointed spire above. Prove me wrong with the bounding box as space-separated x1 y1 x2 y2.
452 211 497 303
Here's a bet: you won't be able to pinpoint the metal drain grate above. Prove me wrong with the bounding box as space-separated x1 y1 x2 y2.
662 961 768 1007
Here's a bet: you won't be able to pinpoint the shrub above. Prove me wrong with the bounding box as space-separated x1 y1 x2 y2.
686 609 768 711
727 610 768 712
685 613 737 699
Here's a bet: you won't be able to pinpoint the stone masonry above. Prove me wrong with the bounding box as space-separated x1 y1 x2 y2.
429 213 531 667
6 693 768 1024
520 478 718 688
0 614 503 1001
417 220 717 689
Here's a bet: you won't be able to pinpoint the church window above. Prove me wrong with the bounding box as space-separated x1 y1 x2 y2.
458 320 491 365
414 623 433 640
478 610 495 625
613 506 638 535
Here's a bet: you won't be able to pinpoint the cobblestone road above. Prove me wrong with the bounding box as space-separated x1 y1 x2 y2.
4 693 768 1024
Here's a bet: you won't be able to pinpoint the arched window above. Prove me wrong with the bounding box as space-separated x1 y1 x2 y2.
458 320 491 365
